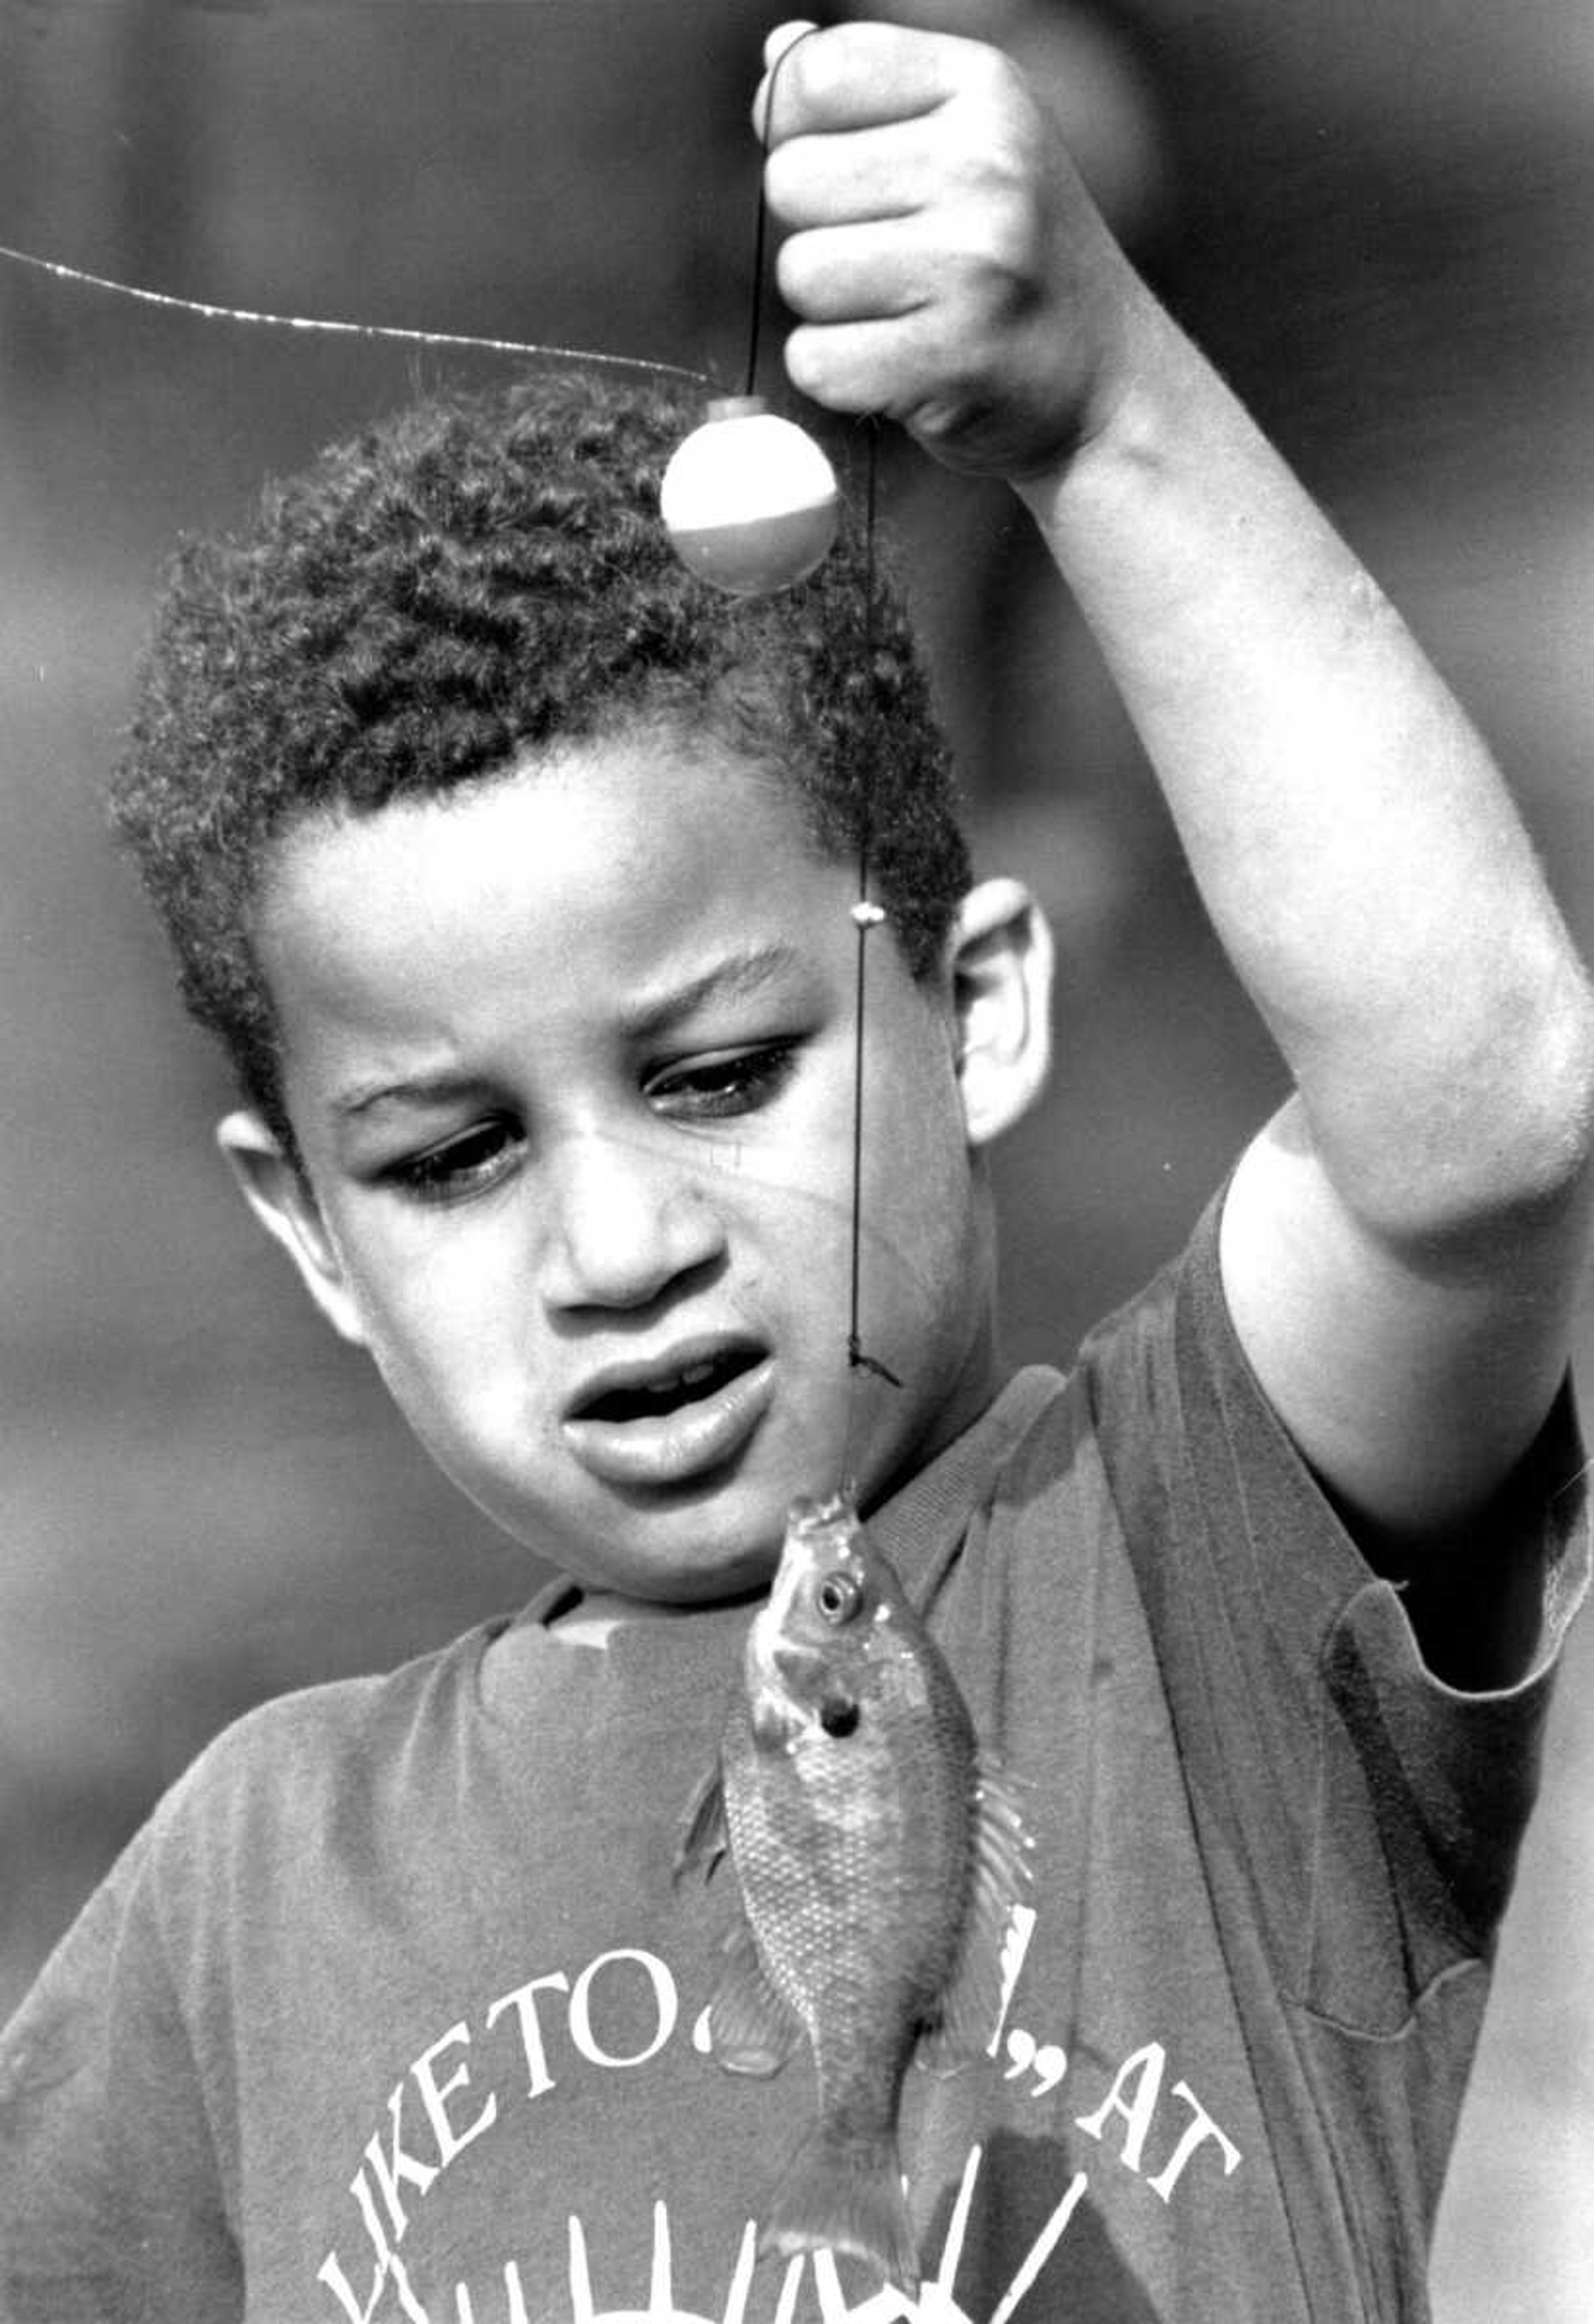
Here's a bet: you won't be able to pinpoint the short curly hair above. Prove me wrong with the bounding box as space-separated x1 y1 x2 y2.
109 367 971 1154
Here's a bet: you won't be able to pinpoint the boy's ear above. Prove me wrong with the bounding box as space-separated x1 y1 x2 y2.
948 877 1054 1147
216 1110 368 1347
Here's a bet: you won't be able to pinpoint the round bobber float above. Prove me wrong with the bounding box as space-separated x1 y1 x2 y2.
660 394 839 597
659 26 841 600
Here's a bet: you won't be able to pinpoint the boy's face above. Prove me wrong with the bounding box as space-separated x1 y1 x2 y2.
234 730 1039 1606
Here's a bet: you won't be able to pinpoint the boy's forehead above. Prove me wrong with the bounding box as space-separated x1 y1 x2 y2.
252 736 856 1029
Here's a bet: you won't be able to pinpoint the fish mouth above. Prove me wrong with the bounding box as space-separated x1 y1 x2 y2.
562 1336 774 1488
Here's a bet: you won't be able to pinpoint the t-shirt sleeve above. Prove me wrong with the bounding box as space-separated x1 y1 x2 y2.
0 1806 242 2323
1079 1185 1590 2036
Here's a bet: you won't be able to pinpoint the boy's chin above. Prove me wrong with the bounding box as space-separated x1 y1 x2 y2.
502 1486 791 1613
560 1547 780 1618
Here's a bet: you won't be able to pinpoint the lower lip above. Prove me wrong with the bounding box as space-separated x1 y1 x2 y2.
562 1358 776 1490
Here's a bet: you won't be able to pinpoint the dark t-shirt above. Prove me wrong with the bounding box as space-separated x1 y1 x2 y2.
2 1199 1586 2323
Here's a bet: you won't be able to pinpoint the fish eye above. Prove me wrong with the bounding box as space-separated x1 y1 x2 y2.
814 1571 863 1626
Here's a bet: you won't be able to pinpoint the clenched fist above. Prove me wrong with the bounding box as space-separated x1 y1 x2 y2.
754 19 1144 483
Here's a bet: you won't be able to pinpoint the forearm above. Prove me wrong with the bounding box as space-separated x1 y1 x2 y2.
1017 289 1594 1246
756 15 1594 1251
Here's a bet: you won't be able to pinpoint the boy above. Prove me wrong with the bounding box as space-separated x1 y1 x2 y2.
3 17 1590 2322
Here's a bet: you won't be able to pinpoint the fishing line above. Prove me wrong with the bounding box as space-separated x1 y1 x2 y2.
743 18 819 403
743 29 904 1474
0 240 712 386
845 427 902 1400
743 88 777 402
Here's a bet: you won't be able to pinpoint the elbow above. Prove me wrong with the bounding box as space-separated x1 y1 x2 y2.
1410 957 1594 1256
1329 952 1594 1264
1502 960 1594 1204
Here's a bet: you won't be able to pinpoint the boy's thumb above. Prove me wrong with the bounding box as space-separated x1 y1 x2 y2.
764 21 818 74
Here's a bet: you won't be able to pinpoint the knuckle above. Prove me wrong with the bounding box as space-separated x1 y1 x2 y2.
947 59 1041 175
785 324 875 417
954 38 1015 102
926 238 1027 337
977 198 1041 292
782 326 829 404
773 235 819 313
938 39 1024 142
762 141 810 221
931 158 1042 300
946 116 1032 204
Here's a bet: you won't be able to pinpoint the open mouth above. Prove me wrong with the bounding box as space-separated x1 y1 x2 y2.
572 1341 765 1427
563 1338 775 1488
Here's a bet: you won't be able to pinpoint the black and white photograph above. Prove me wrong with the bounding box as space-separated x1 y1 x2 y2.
1 5 1590 2318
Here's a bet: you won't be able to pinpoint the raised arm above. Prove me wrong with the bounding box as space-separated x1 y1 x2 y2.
757 20 1594 1661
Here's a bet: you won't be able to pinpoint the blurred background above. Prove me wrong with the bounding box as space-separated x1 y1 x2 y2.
0 2 1589 2312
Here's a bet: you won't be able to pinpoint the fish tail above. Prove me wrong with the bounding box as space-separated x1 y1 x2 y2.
759 2126 920 2295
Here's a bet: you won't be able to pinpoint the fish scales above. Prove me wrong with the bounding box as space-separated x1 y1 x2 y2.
677 1489 1030 2295
724 1700 971 2114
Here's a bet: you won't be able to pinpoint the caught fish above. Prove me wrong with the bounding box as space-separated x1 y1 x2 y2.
677 1490 1030 2295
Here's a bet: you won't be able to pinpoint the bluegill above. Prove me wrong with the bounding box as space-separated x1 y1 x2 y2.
677 1491 1030 2295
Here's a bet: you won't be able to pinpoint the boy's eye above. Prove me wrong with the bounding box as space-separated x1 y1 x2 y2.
646 1043 797 1122
382 1117 521 1205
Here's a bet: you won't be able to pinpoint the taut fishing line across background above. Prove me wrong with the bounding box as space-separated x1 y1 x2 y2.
0 242 712 386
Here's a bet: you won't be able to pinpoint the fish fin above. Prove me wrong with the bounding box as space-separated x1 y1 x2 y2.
918 1752 1033 2074
705 1920 804 2077
673 1764 728 1887
759 2126 920 2297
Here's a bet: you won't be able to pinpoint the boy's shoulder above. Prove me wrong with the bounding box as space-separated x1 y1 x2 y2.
147 1617 513 1879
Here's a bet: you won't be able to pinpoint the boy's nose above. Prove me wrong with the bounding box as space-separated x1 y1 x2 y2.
535 1128 726 1312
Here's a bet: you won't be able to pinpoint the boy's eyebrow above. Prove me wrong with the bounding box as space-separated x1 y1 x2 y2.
332 1067 495 1121
330 942 808 1119
620 941 806 1039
